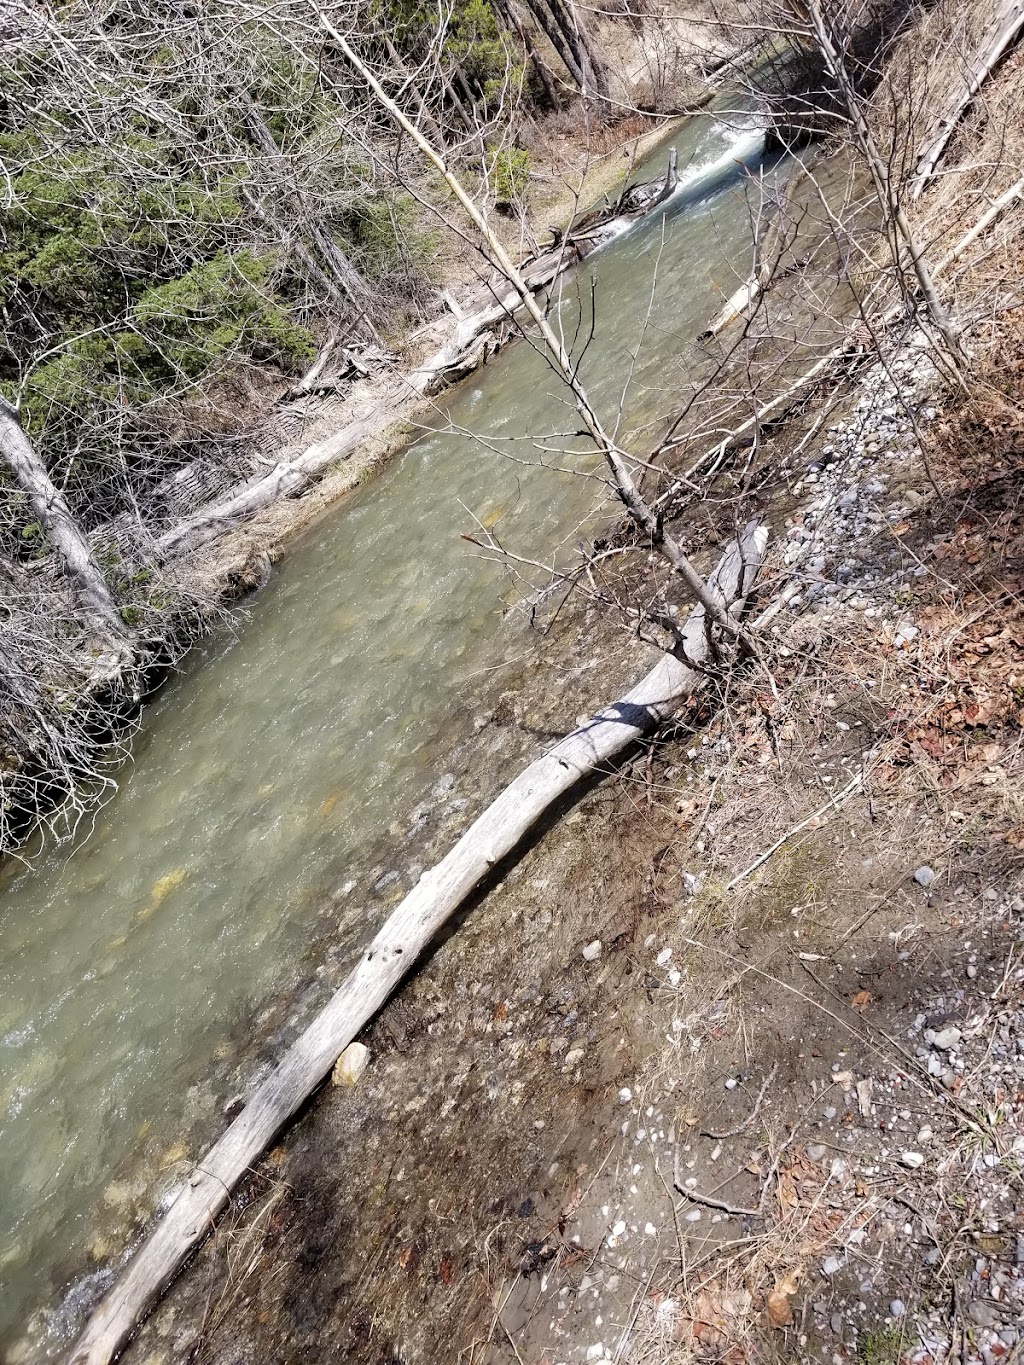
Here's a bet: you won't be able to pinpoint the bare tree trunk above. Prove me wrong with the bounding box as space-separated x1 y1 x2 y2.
239 95 385 345
382 33 448 143
549 0 608 99
70 522 767 1365
523 0 588 90
802 0 968 375
492 0 563 109
0 401 131 661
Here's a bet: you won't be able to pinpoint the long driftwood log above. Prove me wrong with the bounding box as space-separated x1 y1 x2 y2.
69 521 767 1365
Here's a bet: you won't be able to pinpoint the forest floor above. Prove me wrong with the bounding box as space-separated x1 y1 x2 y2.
112 257 1024 1365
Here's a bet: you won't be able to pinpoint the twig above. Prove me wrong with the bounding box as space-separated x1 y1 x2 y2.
672 1148 762 1218
725 774 863 891
700 1062 778 1139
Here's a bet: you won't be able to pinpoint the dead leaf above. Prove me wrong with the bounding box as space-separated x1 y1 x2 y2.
766 1268 801 1328
777 1169 799 1212
766 1289 794 1329
851 990 873 1014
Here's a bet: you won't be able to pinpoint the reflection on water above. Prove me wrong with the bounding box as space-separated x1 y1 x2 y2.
0 111 776 1352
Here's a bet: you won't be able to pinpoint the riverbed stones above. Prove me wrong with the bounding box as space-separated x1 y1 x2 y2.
331 1042 370 1087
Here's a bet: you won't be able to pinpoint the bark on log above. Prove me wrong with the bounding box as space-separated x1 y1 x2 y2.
912 0 1024 198
69 521 767 1365
0 401 131 662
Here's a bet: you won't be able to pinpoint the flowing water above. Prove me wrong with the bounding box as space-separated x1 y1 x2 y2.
0 109 779 1355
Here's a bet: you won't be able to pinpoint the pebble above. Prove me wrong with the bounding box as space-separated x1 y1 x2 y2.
564 1048 585 1067
331 1042 369 1087
914 866 936 888
807 1143 827 1162
618 1087 632 1105
901 1151 925 1169
822 1255 844 1276
926 1026 962 1050
582 940 602 962
724 1077 738 1090
968 1300 1002 1329
890 1300 906 1317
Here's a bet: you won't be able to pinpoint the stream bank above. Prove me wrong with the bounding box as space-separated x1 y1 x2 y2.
110 285 1024 1365
8 5 1024 1354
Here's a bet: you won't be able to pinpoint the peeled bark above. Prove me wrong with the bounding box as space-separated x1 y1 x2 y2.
0 402 130 660
70 521 767 1365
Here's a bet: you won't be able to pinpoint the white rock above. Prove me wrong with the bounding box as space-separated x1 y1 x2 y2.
564 1048 585 1067
656 947 673 966
332 1042 370 1087
582 940 603 962
926 1027 961 1051
901 1151 925 1170
618 1087 632 1105
822 1255 844 1276
914 866 936 888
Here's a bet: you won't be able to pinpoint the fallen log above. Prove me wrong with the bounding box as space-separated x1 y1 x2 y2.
912 0 1024 198
69 521 767 1365
153 414 379 561
567 148 679 257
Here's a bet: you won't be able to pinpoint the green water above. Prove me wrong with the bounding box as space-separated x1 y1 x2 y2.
0 110 773 1357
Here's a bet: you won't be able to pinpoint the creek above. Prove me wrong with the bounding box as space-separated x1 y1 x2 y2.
0 107 776 1357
